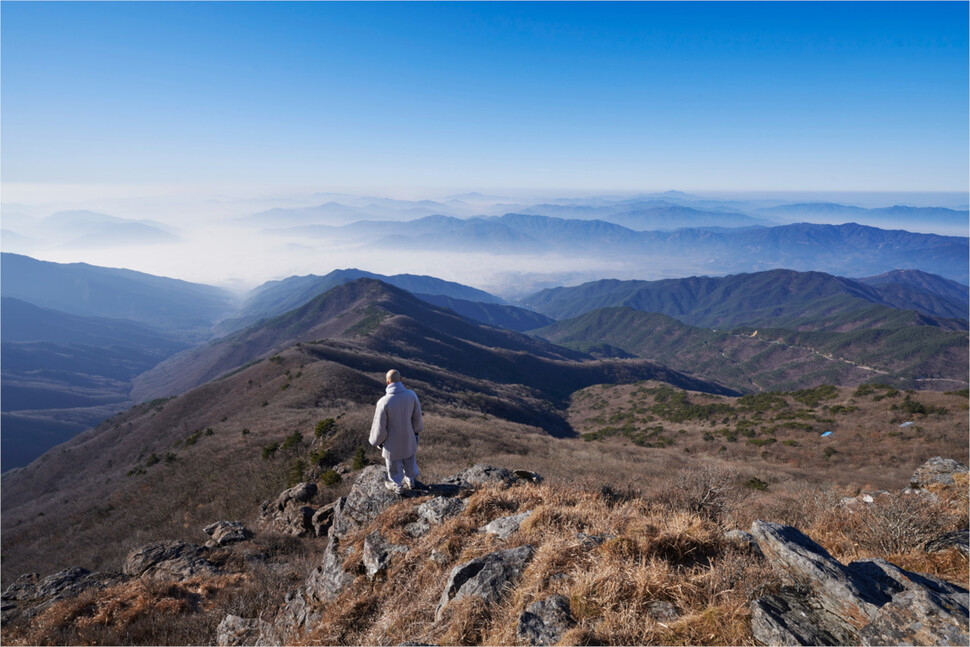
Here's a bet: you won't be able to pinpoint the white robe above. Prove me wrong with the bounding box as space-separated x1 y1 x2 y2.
369 382 423 461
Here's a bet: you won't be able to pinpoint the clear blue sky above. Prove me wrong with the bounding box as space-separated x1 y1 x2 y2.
2 1 968 194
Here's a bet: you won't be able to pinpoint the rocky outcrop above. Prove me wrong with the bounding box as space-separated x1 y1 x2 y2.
480 511 532 539
204 521 253 547
362 531 407 578
911 456 969 488
123 540 220 580
257 482 318 537
440 464 518 490
331 466 402 539
749 520 969 646
516 594 574 645
311 503 336 538
436 545 536 622
1 567 128 626
406 496 466 538
305 535 355 604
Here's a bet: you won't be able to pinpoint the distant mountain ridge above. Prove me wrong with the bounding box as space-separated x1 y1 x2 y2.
220 268 508 334
133 278 732 406
0 253 236 340
522 268 969 329
260 216 969 284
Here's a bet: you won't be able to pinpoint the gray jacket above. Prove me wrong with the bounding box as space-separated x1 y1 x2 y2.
369 382 423 461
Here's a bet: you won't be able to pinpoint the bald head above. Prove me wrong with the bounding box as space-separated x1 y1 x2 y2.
386 369 402 384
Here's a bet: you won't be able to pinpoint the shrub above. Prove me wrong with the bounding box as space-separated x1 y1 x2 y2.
842 493 951 554
744 477 768 491
144 453 160 467
309 449 330 466
747 437 776 447
287 459 306 487
823 446 837 458
262 442 279 460
315 418 336 437
280 431 302 451
658 465 740 521
352 447 368 470
321 469 342 487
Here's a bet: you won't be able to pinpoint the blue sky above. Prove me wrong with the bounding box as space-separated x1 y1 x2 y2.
2 1 968 195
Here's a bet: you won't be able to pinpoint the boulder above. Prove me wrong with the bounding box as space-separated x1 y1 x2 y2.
440 464 518 490
331 466 402 540
305 534 354 603
406 496 466 538
362 531 407 578
436 545 535 622
516 594 574 645
480 511 532 539
749 520 969 646
204 521 253 546
257 482 319 537
723 529 762 555
123 540 219 580
911 457 969 488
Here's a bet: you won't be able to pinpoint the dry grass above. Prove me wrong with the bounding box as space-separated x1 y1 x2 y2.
302 481 773 646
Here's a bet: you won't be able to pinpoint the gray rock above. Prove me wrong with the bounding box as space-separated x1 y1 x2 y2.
1 567 128 625
925 529 969 555
331 466 402 539
123 540 219 580
204 521 253 546
418 496 466 525
257 482 319 536
406 496 467 538
312 503 336 537
517 594 574 645
215 614 278 646
750 521 889 628
441 464 518 490
363 531 407 578
749 520 970 646
723 529 762 555
646 600 680 621
436 545 535 622
305 534 354 603
752 591 858 646
911 457 969 488
2 573 40 602
405 519 431 538
480 511 532 539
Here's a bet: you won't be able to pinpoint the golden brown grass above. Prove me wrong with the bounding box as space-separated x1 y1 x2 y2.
302 481 774 646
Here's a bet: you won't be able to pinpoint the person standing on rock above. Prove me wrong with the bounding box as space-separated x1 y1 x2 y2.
370 369 426 494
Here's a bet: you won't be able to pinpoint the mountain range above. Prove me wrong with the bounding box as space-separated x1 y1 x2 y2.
522 268 969 328
2 250 967 473
260 216 969 284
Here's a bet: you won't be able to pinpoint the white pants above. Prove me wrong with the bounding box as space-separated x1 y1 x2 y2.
385 454 419 486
